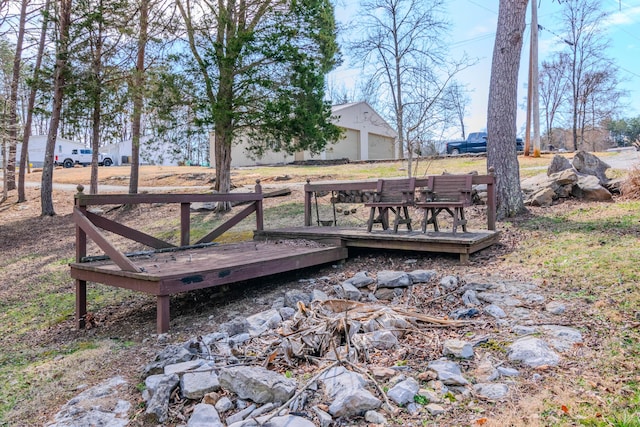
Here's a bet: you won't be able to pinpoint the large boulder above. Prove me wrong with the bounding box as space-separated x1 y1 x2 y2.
571 175 612 201
572 150 610 185
521 174 554 195
547 155 573 175
525 187 555 207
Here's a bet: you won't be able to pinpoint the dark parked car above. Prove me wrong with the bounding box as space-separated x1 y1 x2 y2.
446 132 524 155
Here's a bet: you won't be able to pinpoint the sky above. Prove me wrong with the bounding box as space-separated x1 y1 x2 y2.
329 0 640 139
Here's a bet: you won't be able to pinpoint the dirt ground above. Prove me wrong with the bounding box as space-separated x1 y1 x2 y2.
0 165 620 425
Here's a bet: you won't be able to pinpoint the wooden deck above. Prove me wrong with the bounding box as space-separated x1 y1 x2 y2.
255 227 500 263
71 241 347 333
71 174 500 333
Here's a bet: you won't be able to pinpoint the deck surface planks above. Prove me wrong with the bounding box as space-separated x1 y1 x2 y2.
255 226 500 263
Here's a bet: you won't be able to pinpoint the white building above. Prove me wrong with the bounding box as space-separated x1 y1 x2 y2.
101 137 181 166
217 101 398 167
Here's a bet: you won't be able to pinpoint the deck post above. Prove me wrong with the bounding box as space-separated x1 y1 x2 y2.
304 179 312 226
487 167 496 231
255 180 264 231
75 185 87 329
157 295 170 333
180 202 190 246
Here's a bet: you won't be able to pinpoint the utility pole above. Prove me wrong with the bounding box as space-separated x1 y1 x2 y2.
524 34 533 156
531 0 541 157
525 1 541 157
524 0 543 158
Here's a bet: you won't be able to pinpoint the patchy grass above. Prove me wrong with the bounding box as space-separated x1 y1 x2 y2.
497 200 640 425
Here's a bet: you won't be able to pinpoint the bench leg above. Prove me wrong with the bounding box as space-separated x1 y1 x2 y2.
393 206 412 232
421 208 439 232
392 207 400 232
367 207 376 232
451 207 468 234
380 208 389 230
368 207 390 231
459 208 468 232
404 206 412 231
76 279 87 330
451 208 458 234
157 295 170 334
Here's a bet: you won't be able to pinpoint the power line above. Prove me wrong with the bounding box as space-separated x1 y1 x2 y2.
464 0 496 15
450 33 495 48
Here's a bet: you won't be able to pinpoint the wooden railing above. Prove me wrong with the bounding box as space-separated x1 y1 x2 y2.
304 171 497 230
73 181 264 271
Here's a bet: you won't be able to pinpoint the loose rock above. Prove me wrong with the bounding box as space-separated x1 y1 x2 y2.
181 370 221 399
377 270 412 288
344 271 375 288
318 366 382 417
428 359 469 386
285 289 311 308
387 377 419 405
507 337 560 367
341 282 362 300
408 269 437 283
218 366 296 404
49 377 130 427
473 383 509 400
145 374 179 422
545 301 566 315
442 339 474 359
187 403 223 427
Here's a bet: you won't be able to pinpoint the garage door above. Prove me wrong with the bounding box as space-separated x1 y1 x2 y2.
326 129 360 160
368 134 394 159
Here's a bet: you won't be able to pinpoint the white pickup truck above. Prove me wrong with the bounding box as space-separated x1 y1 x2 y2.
55 148 113 168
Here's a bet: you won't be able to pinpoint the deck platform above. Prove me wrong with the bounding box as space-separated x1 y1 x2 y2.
255 227 500 263
71 241 347 333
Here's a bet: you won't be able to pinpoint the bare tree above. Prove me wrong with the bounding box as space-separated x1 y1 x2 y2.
443 81 471 140
578 67 624 150
41 0 72 216
487 0 527 218
559 0 609 151
1 100 7 204
350 0 469 177
18 0 50 202
6 0 30 192
539 53 569 149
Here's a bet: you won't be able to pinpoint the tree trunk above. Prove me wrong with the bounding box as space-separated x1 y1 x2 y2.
90 91 101 195
90 3 103 195
213 36 234 211
214 129 232 211
1 138 7 204
129 0 148 195
18 0 50 202
487 0 527 219
42 0 72 216
7 0 29 192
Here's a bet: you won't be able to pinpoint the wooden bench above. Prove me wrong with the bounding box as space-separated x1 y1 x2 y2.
364 178 416 232
416 174 473 233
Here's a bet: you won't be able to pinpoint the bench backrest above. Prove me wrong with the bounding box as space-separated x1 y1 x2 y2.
425 174 473 204
374 177 416 203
